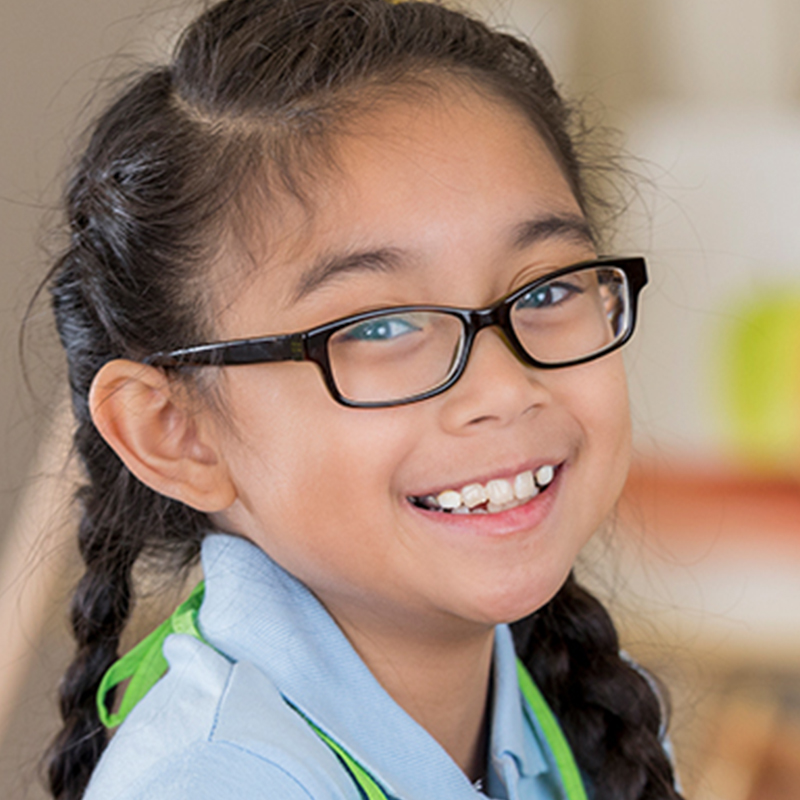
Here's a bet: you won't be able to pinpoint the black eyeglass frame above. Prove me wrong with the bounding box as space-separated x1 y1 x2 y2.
145 256 648 408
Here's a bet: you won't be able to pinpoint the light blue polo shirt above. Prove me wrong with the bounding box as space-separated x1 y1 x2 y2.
85 533 570 800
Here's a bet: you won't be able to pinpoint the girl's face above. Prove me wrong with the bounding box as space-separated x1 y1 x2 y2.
212 85 632 642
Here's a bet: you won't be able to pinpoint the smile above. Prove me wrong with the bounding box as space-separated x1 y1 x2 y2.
409 464 558 515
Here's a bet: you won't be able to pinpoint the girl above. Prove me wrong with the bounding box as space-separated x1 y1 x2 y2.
43 0 681 798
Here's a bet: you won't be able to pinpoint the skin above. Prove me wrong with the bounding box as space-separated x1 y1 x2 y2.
91 83 632 782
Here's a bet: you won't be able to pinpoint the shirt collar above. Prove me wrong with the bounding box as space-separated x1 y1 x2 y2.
198 533 550 800
490 625 548 783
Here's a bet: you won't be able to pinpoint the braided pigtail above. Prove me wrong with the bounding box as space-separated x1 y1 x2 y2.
512 575 683 800
47 431 152 799
44 65 261 799
46 351 207 800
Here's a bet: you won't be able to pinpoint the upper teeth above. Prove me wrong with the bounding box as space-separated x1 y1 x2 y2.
430 465 556 512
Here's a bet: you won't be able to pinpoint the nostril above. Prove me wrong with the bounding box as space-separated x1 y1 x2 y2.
466 413 494 426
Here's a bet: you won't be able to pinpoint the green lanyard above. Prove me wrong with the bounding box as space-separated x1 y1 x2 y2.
97 583 587 800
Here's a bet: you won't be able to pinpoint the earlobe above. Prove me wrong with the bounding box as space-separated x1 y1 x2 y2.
88 360 237 513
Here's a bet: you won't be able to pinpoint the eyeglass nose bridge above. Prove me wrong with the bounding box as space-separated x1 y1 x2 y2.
453 302 538 385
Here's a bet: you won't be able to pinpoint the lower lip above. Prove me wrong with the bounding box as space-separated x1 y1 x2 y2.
406 466 564 537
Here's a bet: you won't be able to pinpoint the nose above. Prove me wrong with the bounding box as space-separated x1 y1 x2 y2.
438 327 551 434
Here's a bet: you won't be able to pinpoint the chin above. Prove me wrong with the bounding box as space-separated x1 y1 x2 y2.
464 570 569 627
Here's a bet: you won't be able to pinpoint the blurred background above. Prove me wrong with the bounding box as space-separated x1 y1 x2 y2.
1 1 799 798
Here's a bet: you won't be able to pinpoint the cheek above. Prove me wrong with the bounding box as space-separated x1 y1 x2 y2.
217 370 428 600
563 356 632 502
587 361 632 498
218 364 418 520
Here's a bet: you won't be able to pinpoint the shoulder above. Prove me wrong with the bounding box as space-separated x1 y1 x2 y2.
85 635 361 800
91 740 324 800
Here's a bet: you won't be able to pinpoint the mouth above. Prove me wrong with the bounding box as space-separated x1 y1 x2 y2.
408 463 560 516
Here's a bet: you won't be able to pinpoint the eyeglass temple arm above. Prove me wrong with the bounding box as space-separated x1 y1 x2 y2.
145 334 305 367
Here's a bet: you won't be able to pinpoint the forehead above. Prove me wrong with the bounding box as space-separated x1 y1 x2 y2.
215 83 586 331
324 82 578 231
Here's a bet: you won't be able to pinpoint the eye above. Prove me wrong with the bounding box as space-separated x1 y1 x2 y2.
516 281 580 310
341 315 422 342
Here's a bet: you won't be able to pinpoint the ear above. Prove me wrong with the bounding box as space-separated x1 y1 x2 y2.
89 360 237 513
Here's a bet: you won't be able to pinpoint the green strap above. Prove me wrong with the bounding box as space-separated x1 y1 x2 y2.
96 582 206 728
516 659 589 800
97 584 586 800
286 701 389 800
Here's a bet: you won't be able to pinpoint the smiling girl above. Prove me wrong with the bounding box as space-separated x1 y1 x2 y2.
43 1 680 799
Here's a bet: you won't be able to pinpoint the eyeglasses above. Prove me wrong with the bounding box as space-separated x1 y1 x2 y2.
146 256 647 408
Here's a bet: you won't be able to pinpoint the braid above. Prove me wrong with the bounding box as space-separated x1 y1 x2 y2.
512 575 683 800
43 68 223 799
47 451 139 799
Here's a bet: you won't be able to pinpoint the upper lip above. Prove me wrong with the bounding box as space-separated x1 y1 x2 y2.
405 458 566 499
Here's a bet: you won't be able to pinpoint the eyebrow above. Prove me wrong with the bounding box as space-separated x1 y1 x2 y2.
292 247 405 303
292 213 595 304
511 213 595 251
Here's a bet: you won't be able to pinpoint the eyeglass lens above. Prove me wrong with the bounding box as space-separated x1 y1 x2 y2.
510 265 628 364
327 265 630 404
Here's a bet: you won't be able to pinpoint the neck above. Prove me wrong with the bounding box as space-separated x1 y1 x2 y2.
329 607 496 781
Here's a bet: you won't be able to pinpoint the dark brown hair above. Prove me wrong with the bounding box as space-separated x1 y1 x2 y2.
44 1 681 798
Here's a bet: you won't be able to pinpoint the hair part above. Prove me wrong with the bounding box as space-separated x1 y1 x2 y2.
41 2 678 798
